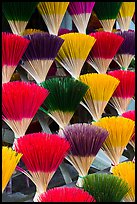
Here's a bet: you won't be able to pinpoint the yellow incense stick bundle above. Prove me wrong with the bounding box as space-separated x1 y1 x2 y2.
2 146 22 193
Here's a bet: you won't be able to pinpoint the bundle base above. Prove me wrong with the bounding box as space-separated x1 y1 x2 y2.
2 65 16 84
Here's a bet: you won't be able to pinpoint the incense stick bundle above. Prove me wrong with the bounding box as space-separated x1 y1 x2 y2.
2 32 30 84
117 2 135 31
83 173 130 202
87 31 124 73
58 28 72 36
79 73 120 121
67 2 95 34
93 2 122 32
37 187 96 202
2 2 38 35
114 30 135 70
14 132 70 201
93 116 135 166
62 123 108 187
22 29 45 36
122 110 135 121
55 33 96 79
40 77 89 129
37 2 69 35
122 110 135 149
2 146 22 193
2 81 49 139
112 161 135 202
108 70 135 115
21 33 64 84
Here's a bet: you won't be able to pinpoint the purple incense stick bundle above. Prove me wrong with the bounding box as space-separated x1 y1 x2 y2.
67 2 95 34
61 123 108 187
21 33 64 84
58 28 73 36
115 30 135 70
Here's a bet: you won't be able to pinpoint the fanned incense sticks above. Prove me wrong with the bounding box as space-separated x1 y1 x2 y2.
67 2 95 34
56 33 96 79
87 31 124 73
122 110 135 149
21 33 64 83
93 2 122 32
115 30 135 70
58 28 72 36
37 187 96 202
79 73 120 121
122 110 135 121
22 29 45 36
37 2 69 35
62 123 108 187
2 2 38 35
83 173 130 202
112 161 135 202
93 116 135 166
2 81 49 139
14 132 70 201
2 146 22 193
108 70 135 115
117 2 135 31
2 32 30 84
40 77 89 129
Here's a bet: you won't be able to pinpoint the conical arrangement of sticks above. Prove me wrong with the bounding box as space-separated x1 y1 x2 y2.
2 2 135 203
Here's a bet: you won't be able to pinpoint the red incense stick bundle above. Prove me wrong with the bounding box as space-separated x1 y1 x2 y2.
2 81 49 139
2 32 30 84
14 132 70 201
122 110 135 149
108 70 135 115
87 31 124 73
37 187 96 202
